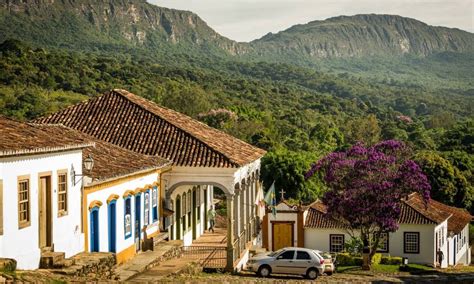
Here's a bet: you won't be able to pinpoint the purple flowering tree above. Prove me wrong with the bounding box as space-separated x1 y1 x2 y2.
305 140 431 269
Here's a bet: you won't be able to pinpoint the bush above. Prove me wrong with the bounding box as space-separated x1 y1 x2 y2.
372 253 382 265
344 237 363 255
336 253 363 266
380 256 402 265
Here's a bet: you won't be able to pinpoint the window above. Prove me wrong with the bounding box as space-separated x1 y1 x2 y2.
404 232 420 254
18 176 30 228
329 234 345 253
124 197 132 239
277 250 295 260
377 232 389 253
57 172 68 216
296 251 311 260
152 186 158 222
144 191 150 226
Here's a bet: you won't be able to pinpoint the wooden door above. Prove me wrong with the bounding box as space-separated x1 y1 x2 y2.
272 222 293 251
90 208 99 252
108 202 117 253
39 176 52 248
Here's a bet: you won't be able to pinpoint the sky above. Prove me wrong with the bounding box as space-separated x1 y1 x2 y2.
149 0 473 42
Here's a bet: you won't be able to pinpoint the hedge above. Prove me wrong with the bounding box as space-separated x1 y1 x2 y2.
380 256 403 265
336 253 402 266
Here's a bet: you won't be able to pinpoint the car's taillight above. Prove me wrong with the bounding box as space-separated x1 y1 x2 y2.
320 259 324 265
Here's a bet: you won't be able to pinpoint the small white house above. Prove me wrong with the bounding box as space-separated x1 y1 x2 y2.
263 193 472 268
0 117 93 269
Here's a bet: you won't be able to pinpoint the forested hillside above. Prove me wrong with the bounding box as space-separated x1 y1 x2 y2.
0 0 472 213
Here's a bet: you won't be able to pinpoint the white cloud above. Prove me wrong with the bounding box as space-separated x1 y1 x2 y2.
149 0 473 42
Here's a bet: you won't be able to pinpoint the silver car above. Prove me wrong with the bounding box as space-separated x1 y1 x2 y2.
246 247 325 279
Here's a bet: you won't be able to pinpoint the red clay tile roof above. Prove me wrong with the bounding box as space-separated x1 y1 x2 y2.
304 201 346 229
417 196 472 234
34 124 171 186
0 116 93 157
304 194 467 229
35 89 266 168
403 193 453 224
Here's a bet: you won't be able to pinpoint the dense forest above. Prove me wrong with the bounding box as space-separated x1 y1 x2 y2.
1 39 472 215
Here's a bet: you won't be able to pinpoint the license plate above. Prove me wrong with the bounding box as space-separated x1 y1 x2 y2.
325 265 332 269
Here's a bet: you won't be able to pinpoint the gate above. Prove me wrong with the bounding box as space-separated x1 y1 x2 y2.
182 246 227 269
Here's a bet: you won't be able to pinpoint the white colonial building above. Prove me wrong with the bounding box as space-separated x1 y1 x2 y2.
36 89 267 271
0 117 92 269
263 193 472 268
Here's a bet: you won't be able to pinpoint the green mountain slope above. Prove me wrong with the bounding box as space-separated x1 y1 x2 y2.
249 14 474 58
0 0 242 54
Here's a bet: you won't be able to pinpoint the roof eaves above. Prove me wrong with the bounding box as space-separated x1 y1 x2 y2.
84 161 173 188
0 143 95 158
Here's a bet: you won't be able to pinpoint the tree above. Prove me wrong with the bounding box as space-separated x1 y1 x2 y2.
305 140 431 269
343 114 381 145
261 149 324 203
415 151 473 212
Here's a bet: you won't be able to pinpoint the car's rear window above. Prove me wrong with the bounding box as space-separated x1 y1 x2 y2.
296 251 311 260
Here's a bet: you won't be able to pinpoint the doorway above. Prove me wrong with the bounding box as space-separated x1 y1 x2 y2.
176 196 181 239
272 222 294 251
192 189 197 240
38 175 52 249
135 194 141 252
90 208 100 252
108 201 117 253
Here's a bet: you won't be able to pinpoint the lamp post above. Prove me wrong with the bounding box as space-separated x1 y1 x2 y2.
72 154 94 186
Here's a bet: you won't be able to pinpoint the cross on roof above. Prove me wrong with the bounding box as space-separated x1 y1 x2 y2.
280 189 286 200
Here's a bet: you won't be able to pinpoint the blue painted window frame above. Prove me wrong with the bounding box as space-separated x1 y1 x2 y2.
152 186 158 222
124 196 132 239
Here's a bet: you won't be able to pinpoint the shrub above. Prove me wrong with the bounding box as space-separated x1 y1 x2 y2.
336 253 363 266
344 237 363 255
372 253 382 265
380 256 402 265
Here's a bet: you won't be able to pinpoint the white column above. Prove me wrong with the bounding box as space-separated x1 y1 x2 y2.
226 194 235 271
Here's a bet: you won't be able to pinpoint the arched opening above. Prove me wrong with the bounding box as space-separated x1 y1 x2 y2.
175 195 181 240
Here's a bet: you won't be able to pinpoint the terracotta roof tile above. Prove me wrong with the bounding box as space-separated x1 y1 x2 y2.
34 124 171 185
304 194 467 229
0 116 93 157
35 89 266 167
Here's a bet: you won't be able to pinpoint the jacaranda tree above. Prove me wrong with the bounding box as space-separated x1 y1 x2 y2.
305 140 431 269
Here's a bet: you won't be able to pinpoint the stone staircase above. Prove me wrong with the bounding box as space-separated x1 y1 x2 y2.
40 247 72 269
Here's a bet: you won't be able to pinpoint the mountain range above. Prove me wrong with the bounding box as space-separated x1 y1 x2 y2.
1 0 473 58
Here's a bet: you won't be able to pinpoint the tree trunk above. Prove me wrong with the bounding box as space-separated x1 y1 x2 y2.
361 233 371 270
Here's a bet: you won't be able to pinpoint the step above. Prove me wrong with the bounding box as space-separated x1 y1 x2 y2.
40 251 65 269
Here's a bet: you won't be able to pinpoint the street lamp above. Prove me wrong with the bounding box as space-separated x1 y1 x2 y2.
72 154 94 186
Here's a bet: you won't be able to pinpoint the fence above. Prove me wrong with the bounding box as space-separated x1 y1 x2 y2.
181 246 227 269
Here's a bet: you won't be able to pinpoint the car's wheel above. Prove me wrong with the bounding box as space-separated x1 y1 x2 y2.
306 268 319 280
257 265 271 278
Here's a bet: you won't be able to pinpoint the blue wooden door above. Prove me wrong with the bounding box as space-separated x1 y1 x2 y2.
90 208 100 252
108 202 117 253
135 194 141 251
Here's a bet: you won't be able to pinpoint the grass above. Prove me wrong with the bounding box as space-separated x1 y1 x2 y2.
337 264 435 275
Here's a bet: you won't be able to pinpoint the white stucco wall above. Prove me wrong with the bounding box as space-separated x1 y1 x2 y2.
304 223 439 266
0 150 84 269
448 224 470 266
304 228 351 252
85 171 160 255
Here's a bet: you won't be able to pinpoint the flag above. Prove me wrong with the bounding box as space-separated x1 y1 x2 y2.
264 182 277 217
